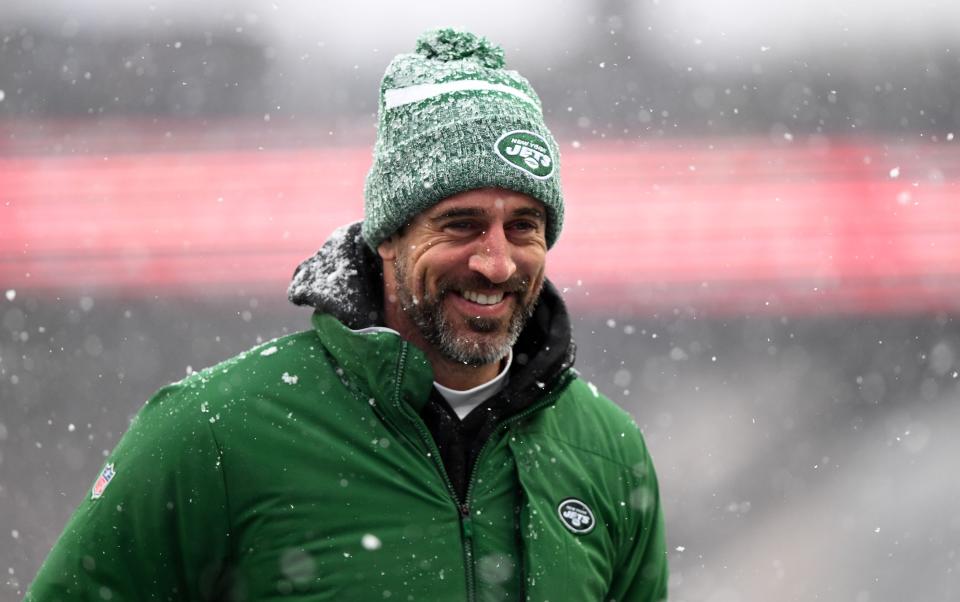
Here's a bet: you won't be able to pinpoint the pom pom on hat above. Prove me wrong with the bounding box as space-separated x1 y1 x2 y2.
414 28 505 68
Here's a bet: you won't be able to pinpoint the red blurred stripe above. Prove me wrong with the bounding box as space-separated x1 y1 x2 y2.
2 136 959 315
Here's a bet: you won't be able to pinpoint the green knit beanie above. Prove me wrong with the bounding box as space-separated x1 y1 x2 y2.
362 28 564 251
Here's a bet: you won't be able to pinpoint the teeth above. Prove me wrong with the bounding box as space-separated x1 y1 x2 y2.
462 290 504 305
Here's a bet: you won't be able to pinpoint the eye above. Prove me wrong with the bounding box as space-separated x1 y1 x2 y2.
509 219 541 233
444 220 478 232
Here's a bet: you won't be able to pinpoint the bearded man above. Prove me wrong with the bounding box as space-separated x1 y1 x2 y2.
27 28 668 601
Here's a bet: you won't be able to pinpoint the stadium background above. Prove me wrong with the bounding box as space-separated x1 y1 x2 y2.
2 1 959 600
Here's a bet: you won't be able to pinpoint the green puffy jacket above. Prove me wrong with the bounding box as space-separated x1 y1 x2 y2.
27 224 667 601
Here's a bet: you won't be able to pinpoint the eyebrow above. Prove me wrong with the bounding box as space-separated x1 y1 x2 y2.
429 206 545 222
430 207 485 222
512 207 545 221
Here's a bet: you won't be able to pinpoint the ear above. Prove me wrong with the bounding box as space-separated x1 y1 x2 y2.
377 235 398 262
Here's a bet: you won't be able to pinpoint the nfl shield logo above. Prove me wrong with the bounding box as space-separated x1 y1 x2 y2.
91 463 116 499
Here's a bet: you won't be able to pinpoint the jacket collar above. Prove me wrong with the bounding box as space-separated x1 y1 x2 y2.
289 221 577 419
309 312 435 420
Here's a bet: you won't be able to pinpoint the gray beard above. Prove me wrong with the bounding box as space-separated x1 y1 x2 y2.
393 260 538 367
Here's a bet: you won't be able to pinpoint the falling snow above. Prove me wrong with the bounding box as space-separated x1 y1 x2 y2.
361 534 382 550
3 12 957 602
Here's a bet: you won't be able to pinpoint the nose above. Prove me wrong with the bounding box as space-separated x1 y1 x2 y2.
468 228 517 284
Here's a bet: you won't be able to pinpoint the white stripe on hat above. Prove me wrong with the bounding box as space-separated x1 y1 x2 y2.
383 79 539 111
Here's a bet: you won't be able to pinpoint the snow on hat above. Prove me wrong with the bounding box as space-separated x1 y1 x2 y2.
362 28 564 251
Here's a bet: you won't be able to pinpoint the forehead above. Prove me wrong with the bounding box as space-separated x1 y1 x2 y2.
421 188 545 219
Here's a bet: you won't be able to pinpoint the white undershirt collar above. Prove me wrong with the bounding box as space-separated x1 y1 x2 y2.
433 350 513 420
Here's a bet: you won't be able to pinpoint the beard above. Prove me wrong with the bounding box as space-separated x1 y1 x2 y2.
393 258 541 367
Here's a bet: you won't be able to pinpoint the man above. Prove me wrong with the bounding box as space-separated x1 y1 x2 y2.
27 28 667 601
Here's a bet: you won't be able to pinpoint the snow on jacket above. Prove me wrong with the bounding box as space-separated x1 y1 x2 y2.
26 223 667 601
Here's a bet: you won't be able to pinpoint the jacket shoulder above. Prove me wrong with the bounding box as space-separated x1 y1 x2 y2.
179 329 323 385
556 376 647 452
529 375 654 470
161 329 325 404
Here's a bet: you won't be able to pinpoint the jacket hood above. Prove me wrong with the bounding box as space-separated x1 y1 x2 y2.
288 222 386 330
288 220 576 399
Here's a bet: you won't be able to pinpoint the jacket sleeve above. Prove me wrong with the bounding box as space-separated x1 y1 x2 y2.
606 442 669 602
25 382 231 601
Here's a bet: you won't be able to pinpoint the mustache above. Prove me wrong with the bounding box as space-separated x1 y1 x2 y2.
436 274 530 296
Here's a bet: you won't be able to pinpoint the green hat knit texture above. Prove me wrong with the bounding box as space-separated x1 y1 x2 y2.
362 28 564 251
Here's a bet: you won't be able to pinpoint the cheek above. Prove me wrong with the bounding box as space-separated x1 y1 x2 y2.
528 270 546 301
416 249 472 289
394 252 421 294
518 260 547 304
408 257 445 297
518 250 547 281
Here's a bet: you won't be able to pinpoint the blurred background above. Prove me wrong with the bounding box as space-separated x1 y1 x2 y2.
2 1 960 600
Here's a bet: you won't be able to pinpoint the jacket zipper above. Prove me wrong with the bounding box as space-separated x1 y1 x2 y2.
459 502 476 601
459 372 575 598
393 344 574 602
392 344 479 601
396 420 477 599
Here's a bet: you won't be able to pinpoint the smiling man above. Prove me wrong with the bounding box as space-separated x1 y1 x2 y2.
379 190 548 390
28 29 667 601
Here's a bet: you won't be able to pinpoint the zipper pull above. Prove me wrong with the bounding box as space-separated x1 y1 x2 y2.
460 504 473 540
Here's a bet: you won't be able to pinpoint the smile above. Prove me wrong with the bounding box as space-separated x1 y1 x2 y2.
460 290 505 305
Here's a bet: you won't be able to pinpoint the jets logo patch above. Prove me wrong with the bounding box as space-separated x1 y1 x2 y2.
91 463 116 499
557 498 595 534
494 130 554 179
